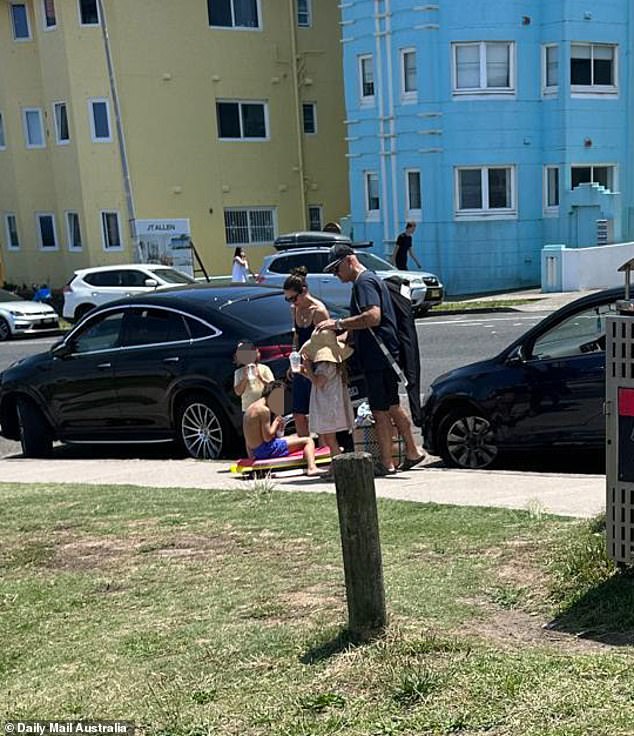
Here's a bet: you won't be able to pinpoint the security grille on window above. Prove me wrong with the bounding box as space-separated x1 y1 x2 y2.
217 101 267 139
571 44 616 89
43 0 56 28
454 42 513 92
208 0 259 28
5 215 20 249
0 113 5 149
407 170 422 212
67 212 82 249
402 50 417 95
302 103 316 134
544 45 558 90
79 0 99 25
365 173 380 213
224 208 275 245
360 56 375 99
101 211 122 249
457 166 515 215
308 206 322 231
545 166 559 209
571 165 615 192
37 214 57 249
10 3 30 39
297 0 310 26
54 102 69 143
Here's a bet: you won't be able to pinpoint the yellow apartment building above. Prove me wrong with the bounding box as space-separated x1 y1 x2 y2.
0 0 349 287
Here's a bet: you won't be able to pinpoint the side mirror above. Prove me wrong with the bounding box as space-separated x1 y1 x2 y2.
51 341 73 359
506 344 526 365
145 278 159 288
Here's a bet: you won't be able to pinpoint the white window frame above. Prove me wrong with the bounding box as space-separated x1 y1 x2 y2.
570 43 618 97
543 166 560 216
0 112 6 150
88 98 112 143
36 212 59 251
570 164 617 193
41 0 57 30
364 171 380 221
216 100 269 141
4 214 20 250
100 210 123 251
302 102 317 135
308 205 323 231
405 169 422 221
10 3 31 41
452 41 515 96
223 206 277 246
455 165 517 220
22 108 46 149
542 44 558 95
207 0 262 31
400 48 417 102
297 0 311 27
53 101 70 145
78 0 100 27
65 211 83 251
359 54 375 104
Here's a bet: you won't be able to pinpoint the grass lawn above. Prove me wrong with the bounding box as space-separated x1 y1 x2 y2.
1 482 633 736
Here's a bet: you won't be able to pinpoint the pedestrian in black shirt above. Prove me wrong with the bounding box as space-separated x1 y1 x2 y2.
392 222 421 271
315 244 425 475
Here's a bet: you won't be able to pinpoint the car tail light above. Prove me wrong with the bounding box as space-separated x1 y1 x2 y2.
258 344 293 362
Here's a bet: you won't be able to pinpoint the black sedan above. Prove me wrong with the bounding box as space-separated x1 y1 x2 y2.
422 288 621 469
0 286 302 460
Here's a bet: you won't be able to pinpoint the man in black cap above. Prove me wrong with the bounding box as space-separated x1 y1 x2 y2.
315 244 425 475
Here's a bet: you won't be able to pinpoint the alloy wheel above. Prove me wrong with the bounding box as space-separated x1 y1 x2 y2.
445 414 498 469
180 401 224 459
0 318 10 342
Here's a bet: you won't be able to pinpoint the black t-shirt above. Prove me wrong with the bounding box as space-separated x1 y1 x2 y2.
350 270 400 370
394 232 412 270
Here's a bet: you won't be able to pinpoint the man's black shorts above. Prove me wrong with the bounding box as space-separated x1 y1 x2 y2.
365 367 399 412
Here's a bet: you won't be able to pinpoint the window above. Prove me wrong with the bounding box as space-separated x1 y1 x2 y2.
36 213 58 250
121 308 190 347
544 166 559 213
23 109 45 149
66 212 82 250
53 102 69 144
101 211 122 250
73 311 124 354
308 205 322 231
216 101 267 140
224 207 276 245
297 0 310 26
571 165 615 192
207 0 260 29
0 113 5 150
10 3 31 39
42 0 56 29
84 270 123 287
531 303 614 361
456 166 516 217
4 214 20 250
302 103 317 134
406 170 422 216
150 268 195 285
401 49 417 98
571 43 617 92
359 55 375 102
89 99 112 142
543 44 558 92
365 172 380 217
453 42 514 94
78 0 99 25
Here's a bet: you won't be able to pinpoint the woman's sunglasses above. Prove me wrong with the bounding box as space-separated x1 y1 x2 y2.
285 294 300 303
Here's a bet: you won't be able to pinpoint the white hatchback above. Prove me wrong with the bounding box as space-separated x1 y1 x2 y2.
62 264 196 322
0 288 59 341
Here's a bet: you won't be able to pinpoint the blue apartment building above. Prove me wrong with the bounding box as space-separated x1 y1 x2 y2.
341 1 633 294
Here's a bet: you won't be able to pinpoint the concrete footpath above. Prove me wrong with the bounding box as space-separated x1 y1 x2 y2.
0 455 605 519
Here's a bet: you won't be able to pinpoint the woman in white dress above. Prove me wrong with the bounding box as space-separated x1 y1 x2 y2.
300 330 354 459
231 247 251 283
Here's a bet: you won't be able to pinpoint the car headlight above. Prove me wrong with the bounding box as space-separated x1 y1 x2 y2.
423 277 439 287
9 310 25 317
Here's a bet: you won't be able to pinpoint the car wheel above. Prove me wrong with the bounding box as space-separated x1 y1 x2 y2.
16 397 53 458
74 304 95 322
0 317 10 342
176 393 227 460
438 408 498 469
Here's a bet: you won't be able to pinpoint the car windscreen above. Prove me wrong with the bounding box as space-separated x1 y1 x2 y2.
357 252 395 272
151 268 195 284
0 288 23 303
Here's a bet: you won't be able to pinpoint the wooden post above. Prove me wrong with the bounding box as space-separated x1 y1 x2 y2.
333 452 387 641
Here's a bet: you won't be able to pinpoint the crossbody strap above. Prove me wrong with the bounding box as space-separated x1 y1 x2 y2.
352 286 409 387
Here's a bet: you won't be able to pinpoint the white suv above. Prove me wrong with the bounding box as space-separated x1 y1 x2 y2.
63 264 196 322
257 233 444 315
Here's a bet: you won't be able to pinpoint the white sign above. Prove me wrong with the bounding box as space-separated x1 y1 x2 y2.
136 219 193 277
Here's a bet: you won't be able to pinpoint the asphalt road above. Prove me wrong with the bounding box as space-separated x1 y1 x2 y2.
0 314 549 461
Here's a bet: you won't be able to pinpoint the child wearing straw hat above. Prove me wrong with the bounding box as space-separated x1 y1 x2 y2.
300 330 355 460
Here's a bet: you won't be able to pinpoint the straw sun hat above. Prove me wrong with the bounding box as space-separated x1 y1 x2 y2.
300 330 353 364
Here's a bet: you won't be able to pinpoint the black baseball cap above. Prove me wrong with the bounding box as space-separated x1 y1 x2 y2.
323 243 355 273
